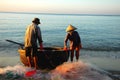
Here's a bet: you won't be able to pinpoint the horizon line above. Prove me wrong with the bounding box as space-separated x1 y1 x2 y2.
0 11 120 16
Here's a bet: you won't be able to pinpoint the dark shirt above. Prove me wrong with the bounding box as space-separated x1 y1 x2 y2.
64 31 81 48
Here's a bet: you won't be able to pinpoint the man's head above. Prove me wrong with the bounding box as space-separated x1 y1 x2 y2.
32 18 41 24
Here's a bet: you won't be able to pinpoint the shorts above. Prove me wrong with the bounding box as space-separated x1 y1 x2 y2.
70 45 80 51
25 47 37 57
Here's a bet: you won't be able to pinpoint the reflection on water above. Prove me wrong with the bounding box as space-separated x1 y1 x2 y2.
0 61 113 80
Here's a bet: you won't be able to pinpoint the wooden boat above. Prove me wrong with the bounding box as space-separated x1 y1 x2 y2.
18 47 69 69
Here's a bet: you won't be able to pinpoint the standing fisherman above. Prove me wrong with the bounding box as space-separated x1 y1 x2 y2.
64 24 82 62
24 18 43 68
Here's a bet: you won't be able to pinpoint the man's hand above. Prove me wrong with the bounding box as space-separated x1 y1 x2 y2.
80 44 82 49
63 46 68 51
40 43 43 50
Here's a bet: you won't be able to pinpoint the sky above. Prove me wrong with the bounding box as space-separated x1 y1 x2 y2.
0 0 120 15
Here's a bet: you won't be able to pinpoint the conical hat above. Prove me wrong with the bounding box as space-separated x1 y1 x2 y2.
66 24 77 32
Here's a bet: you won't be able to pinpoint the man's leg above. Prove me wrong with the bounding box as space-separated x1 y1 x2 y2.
32 47 38 69
70 50 74 62
27 56 32 67
33 56 37 69
25 47 32 67
75 47 80 61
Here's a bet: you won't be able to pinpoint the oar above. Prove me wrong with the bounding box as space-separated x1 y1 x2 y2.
6 39 24 47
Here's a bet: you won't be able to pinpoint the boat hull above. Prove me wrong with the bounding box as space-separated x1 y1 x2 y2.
18 47 69 69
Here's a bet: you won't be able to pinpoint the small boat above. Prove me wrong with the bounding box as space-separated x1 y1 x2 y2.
6 40 69 69
18 47 69 69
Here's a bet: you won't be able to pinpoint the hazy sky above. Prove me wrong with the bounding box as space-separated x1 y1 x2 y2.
0 0 120 15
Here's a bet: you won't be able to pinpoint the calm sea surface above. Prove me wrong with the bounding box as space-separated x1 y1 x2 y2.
0 12 120 80
0 12 120 56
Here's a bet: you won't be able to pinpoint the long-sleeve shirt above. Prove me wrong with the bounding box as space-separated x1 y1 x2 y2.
64 31 81 48
24 23 43 47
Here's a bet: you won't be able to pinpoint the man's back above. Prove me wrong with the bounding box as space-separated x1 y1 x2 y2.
25 23 37 47
68 31 80 47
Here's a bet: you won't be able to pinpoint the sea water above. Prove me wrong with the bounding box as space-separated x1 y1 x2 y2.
0 12 120 80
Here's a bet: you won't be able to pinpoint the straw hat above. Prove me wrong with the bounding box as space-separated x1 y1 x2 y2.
66 24 77 32
32 18 40 24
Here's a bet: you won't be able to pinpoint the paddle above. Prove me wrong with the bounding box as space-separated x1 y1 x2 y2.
6 39 24 48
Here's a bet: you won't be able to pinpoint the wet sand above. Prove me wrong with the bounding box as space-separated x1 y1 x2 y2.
0 50 120 80
79 50 120 70
81 57 120 71
0 56 120 80
0 50 120 72
80 57 120 79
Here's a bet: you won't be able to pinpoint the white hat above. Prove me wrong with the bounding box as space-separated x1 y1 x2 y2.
66 24 77 32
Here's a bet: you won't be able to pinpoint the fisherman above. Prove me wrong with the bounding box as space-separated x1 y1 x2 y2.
64 24 82 62
24 18 43 68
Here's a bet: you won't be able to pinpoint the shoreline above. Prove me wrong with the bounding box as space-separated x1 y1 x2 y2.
0 56 120 71
0 50 120 77
0 56 120 80
0 50 120 70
